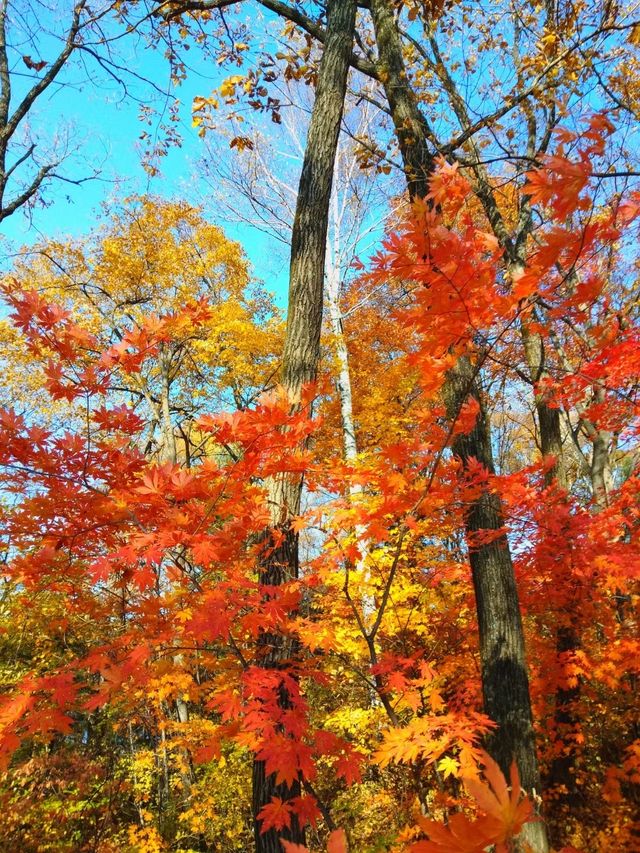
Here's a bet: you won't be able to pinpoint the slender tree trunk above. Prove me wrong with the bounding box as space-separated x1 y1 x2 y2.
157 350 194 796
252 2 357 849
519 306 583 821
516 295 568 491
590 383 613 509
326 266 374 624
369 3 547 849
327 274 359 465
521 322 567 487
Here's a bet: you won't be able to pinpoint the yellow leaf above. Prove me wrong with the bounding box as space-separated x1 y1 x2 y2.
437 755 460 779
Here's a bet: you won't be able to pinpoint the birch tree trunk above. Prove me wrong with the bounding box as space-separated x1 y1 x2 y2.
325 263 375 626
156 346 194 794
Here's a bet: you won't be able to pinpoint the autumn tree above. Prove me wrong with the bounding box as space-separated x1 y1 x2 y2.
0 197 283 852
0 122 639 853
6 195 281 446
237 1 360 849
126 1 640 847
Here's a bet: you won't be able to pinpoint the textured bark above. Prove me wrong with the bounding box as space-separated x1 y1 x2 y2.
442 360 542 801
280 0 356 405
520 311 582 818
520 312 567 490
442 362 548 853
370 5 547 849
369 0 433 199
253 527 305 853
253 1 357 849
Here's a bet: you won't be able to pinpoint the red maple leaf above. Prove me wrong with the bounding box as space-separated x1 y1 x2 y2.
257 796 293 834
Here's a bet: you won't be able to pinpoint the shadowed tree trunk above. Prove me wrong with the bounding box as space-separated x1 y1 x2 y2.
252 1 357 850
441 359 544 822
522 322 567 486
369 0 434 197
252 529 305 852
520 305 582 818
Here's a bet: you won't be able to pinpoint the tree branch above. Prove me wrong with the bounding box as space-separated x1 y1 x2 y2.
156 0 380 79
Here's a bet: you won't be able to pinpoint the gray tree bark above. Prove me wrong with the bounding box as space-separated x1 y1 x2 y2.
252 1 357 850
369 2 548 849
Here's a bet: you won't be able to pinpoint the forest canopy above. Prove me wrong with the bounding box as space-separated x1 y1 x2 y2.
0 2 639 852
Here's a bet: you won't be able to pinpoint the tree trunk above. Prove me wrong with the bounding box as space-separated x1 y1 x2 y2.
519 311 567 489
589 383 613 510
326 273 359 465
369 3 547 849
252 1 357 849
369 0 433 199
157 351 194 795
253 527 305 853
326 266 374 623
520 307 583 821
442 359 544 819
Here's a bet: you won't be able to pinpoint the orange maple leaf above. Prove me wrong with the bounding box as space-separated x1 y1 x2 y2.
327 828 348 852
290 514 308 534
280 827 347 853
462 751 534 845
411 812 492 853
410 751 535 852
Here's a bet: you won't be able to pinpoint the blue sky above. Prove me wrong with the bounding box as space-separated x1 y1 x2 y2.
0 3 291 304
4 1 634 314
